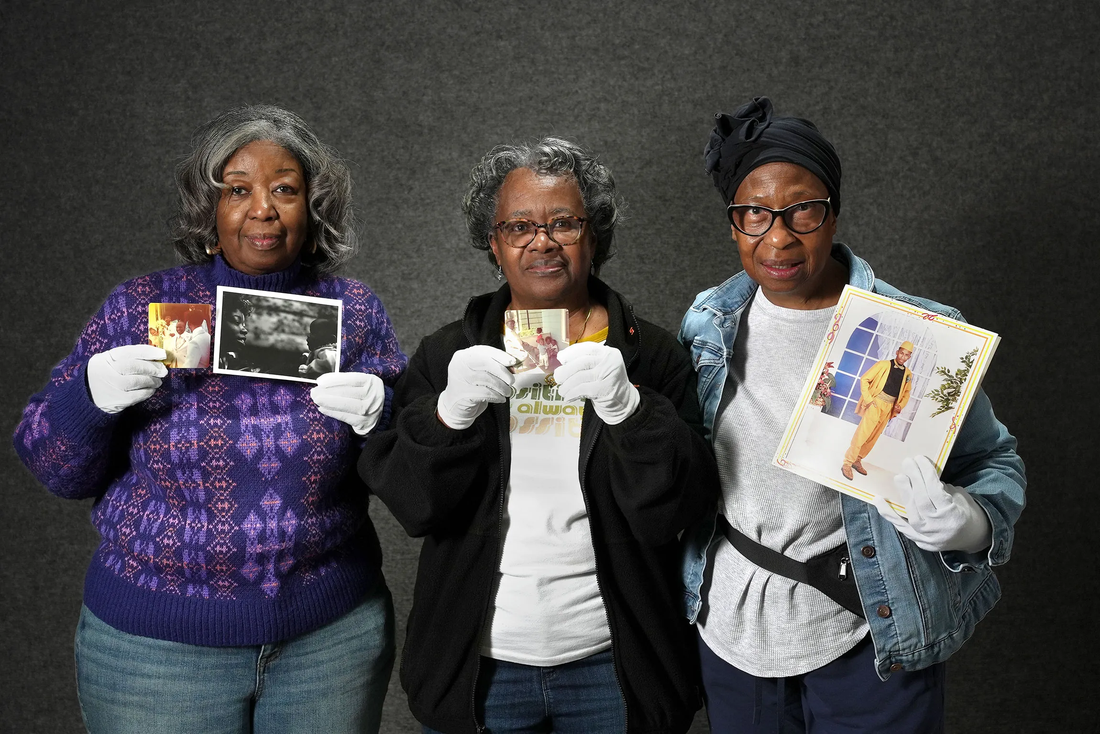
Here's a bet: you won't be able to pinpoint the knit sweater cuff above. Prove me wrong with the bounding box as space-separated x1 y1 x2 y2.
50 362 120 445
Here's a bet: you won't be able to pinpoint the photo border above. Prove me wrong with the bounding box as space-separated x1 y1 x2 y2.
212 285 343 384
772 285 1000 513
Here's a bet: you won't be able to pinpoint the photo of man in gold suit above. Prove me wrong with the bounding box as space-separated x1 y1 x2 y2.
841 341 915 480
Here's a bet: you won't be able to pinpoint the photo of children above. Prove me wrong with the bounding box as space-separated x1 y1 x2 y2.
213 286 343 384
774 286 1000 512
502 309 568 374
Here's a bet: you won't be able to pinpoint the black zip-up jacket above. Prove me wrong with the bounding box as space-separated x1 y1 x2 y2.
359 278 719 734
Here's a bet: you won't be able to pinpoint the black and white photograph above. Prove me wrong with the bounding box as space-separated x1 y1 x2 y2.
213 286 342 383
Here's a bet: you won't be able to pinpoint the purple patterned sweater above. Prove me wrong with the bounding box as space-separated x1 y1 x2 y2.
13 256 407 646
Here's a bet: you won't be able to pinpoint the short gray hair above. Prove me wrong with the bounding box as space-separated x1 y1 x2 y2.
171 105 356 274
462 137 623 274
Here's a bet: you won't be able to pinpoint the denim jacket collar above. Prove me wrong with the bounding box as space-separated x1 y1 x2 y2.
683 242 872 435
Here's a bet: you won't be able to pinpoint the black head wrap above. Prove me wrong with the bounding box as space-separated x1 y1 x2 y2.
704 96 842 214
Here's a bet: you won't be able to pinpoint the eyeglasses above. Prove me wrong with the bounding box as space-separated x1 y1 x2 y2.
726 198 831 236
493 216 588 248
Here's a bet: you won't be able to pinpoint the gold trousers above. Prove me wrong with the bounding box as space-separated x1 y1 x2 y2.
844 394 896 466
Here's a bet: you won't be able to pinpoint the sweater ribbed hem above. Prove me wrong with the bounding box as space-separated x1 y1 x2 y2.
83 556 377 646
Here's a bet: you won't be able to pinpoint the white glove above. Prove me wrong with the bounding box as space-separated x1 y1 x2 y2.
874 455 992 554
552 341 640 425
86 344 168 414
436 346 516 430
310 372 386 436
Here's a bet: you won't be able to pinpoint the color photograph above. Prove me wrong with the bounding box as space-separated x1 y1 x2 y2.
774 285 1000 512
503 308 569 374
147 303 212 368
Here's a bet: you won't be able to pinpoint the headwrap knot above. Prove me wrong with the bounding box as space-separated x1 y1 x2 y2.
703 96 842 214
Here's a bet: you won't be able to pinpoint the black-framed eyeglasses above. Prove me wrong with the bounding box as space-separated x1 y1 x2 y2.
493 216 588 248
726 198 831 236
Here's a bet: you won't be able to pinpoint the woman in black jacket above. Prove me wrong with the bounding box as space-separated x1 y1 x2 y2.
359 138 718 734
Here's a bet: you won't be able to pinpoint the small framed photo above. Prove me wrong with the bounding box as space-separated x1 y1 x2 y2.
773 285 1000 514
148 303 212 368
503 308 568 374
213 286 343 384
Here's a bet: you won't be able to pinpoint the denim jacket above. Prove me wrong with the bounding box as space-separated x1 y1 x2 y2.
678 243 1026 679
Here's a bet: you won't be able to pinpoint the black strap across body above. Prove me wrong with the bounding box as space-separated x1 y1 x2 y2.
719 517 865 619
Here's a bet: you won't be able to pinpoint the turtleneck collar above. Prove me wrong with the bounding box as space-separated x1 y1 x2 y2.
210 254 308 293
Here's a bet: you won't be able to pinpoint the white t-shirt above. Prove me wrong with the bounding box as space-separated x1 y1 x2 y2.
479 366 612 665
698 289 867 677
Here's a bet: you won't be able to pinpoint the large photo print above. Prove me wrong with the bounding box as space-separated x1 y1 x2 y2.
773 285 1000 514
213 286 343 384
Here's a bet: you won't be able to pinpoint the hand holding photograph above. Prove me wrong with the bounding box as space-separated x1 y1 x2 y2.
213 286 343 384
773 285 1000 514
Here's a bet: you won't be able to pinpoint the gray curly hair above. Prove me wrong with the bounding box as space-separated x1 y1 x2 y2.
170 104 356 274
462 137 623 274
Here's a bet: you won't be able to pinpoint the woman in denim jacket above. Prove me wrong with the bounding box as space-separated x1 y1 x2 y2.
678 97 1025 733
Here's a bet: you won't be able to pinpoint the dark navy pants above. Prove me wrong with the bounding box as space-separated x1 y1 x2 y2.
698 632 945 734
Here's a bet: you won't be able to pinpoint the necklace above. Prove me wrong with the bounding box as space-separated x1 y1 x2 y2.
572 306 593 344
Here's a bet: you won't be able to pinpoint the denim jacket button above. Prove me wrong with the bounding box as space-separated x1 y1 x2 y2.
861 545 875 558
877 605 892 618
890 663 904 672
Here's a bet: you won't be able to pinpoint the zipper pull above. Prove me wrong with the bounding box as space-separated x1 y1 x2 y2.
838 556 849 581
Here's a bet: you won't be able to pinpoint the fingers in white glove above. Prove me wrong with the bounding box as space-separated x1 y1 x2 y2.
311 372 385 436
872 492 911 535
553 342 640 425
879 456 992 554
437 346 516 430
87 345 168 414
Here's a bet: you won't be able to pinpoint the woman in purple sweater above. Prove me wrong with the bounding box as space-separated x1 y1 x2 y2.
13 105 407 733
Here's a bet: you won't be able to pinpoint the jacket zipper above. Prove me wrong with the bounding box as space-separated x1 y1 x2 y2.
598 306 638 731
578 416 629 731
468 401 509 734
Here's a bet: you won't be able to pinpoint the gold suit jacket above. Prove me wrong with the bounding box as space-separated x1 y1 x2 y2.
855 359 913 416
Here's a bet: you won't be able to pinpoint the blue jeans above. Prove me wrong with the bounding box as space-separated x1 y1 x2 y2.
698 633 945 734
424 650 626 734
75 576 395 734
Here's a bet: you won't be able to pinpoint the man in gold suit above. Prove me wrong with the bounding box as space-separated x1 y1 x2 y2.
841 341 915 480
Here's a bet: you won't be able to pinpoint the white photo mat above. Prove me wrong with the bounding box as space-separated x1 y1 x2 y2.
213 286 343 384
773 285 1000 514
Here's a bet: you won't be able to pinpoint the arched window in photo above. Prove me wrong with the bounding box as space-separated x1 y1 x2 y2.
823 313 938 442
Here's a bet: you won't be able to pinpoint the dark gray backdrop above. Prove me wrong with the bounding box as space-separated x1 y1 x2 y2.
2 2 1095 732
